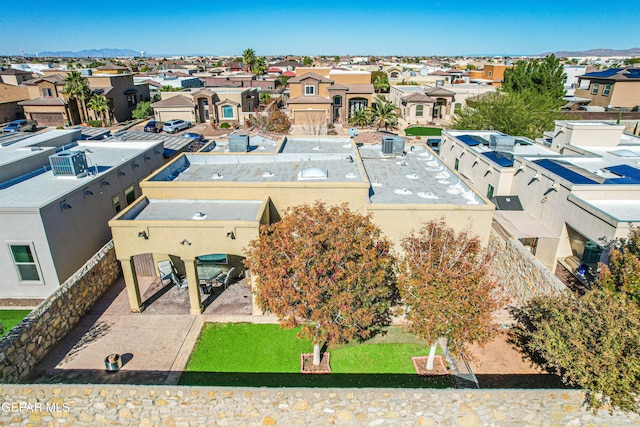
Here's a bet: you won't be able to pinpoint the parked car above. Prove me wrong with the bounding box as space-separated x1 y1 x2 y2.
2 119 37 134
144 120 163 133
162 119 190 134
182 132 204 143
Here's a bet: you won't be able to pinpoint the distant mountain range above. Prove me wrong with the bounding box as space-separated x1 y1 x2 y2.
8 47 640 59
545 48 640 57
22 48 144 58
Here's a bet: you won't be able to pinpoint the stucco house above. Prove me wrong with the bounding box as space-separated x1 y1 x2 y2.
0 128 164 299
151 88 258 125
574 67 640 110
287 67 374 125
109 135 493 315
439 121 640 274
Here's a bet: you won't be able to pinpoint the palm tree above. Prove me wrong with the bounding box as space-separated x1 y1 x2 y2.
252 57 266 76
348 107 370 127
242 48 256 72
259 92 272 111
276 75 290 89
369 95 398 131
87 95 110 126
64 71 90 124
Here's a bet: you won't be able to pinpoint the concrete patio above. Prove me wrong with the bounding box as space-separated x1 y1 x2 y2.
27 275 275 385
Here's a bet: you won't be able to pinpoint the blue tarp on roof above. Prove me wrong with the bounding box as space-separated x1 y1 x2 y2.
533 159 598 185
482 151 514 167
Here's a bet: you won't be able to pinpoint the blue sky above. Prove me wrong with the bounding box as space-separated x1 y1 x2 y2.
1 0 638 56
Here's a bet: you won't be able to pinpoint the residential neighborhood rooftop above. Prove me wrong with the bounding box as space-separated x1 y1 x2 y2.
0 138 162 209
358 144 484 205
123 199 264 222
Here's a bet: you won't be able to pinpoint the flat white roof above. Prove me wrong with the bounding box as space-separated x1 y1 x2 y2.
0 140 162 210
129 199 263 222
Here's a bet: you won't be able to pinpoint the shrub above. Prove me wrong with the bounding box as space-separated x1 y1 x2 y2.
88 120 102 127
219 122 231 129
266 111 291 134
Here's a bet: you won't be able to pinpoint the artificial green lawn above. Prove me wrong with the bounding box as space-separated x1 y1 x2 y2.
0 310 31 338
179 323 453 388
404 127 442 136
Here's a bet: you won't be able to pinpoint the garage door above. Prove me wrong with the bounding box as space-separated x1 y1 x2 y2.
293 110 326 125
157 110 192 123
30 112 64 127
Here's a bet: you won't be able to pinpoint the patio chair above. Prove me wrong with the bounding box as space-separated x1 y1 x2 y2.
157 259 187 289
215 267 238 289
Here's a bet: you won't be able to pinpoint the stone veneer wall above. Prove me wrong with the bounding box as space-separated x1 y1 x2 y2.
0 241 120 383
488 230 567 305
0 385 637 426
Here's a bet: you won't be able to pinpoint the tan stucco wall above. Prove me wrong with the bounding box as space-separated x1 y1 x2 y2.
111 219 261 261
289 76 332 99
610 81 640 109
366 204 494 249
296 67 330 77
551 122 624 148
331 72 371 85
139 181 368 215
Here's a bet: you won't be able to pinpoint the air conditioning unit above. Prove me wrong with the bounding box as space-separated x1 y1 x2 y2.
489 135 516 152
49 150 88 177
229 134 250 152
381 136 404 155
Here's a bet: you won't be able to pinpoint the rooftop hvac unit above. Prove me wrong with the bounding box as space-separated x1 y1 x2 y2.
49 150 88 177
489 135 516 152
381 136 405 155
229 134 250 152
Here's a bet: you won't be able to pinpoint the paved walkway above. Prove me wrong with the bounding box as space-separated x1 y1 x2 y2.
27 276 276 385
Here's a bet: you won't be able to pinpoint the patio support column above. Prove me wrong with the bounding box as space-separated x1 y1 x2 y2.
249 270 263 316
120 257 143 313
183 258 203 315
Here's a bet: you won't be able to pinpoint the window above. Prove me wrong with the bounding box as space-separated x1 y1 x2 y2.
127 95 136 107
9 244 41 282
222 105 234 119
42 88 52 97
454 158 459 171
124 185 136 205
591 83 600 95
112 194 122 213
415 104 424 117
348 99 368 115
333 96 342 106
603 84 611 96
487 183 494 199
488 71 493 78
304 85 315 96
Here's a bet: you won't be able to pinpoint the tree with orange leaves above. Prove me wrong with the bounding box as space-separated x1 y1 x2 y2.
245 202 397 365
398 218 503 369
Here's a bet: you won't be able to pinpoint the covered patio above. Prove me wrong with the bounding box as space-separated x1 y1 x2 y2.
109 197 270 315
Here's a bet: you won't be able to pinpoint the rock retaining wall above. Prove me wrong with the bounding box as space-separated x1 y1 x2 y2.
0 241 120 383
0 385 637 426
489 230 567 306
